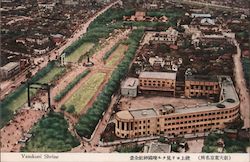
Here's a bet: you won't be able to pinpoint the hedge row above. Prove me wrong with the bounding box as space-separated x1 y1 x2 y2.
75 29 144 138
242 58 250 88
0 61 57 128
54 69 91 102
102 42 121 61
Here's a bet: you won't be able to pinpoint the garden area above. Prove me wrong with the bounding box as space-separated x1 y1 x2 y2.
202 131 250 153
64 72 106 113
21 112 79 152
75 29 144 139
54 69 91 102
0 61 66 128
105 44 128 67
65 43 94 62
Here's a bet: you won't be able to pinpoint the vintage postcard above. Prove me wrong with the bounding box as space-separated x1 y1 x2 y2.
1 0 249 162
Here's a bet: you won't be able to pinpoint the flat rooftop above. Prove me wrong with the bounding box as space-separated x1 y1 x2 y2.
130 108 158 119
185 75 218 82
122 78 139 89
148 142 171 153
0 62 19 71
139 72 177 80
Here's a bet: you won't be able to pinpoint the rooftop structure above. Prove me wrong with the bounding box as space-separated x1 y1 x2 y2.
185 75 218 82
121 78 139 97
139 72 177 80
0 62 20 80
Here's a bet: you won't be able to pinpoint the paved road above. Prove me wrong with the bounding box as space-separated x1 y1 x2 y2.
174 0 249 14
0 0 120 100
233 39 250 129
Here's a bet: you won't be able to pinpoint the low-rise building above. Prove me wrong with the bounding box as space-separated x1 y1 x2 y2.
144 142 171 153
139 71 177 96
0 62 20 80
121 78 139 97
150 27 179 45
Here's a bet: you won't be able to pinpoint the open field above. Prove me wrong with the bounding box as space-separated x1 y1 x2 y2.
65 73 106 113
105 44 128 67
65 43 94 62
5 67 65 112
38 67 66 84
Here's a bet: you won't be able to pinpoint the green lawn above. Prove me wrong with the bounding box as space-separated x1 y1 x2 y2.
38 67 65 84
65 43 94 62
65 73 106 113
105 44 128 67
7 67 65 112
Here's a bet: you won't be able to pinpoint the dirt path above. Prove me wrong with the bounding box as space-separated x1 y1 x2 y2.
0 109 45 152
233 40 250 129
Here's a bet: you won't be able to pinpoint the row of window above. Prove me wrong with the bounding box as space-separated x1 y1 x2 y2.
161 114 237 126
140 83 174 87
141 80 174 84
160 109 238 120
188 91 218 96
188 85 218 90
161 122 220 132
134 125 150 130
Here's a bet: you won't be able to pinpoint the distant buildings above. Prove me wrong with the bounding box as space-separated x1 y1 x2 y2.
150 27 179 45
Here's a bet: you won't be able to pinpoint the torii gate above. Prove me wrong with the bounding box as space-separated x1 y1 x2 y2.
27 82 52 110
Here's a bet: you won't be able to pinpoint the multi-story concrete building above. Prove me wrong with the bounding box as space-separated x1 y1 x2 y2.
184 75 220 98
139 71 177 96
0 62 20 80
115 76 240 138
121 78 139 97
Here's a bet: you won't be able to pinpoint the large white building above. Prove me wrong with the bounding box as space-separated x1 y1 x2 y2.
121 78 139 97
0 62 20 80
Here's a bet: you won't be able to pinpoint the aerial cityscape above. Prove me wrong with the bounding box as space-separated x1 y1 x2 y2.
1 0 250 155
